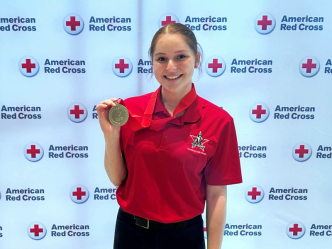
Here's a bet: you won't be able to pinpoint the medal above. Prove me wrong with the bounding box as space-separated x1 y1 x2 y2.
108 102 129 126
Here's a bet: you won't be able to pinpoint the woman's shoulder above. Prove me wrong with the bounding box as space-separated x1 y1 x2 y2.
197 95 234 123
123 92 153 111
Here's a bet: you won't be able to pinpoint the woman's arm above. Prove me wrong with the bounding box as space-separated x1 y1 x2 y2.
206 185 227 249
96 99 128 187
104 133 127 186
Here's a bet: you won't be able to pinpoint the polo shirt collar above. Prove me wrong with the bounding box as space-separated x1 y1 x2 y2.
151 83 202 127
153 88 169 115
178 91 202 124
127 83 202 132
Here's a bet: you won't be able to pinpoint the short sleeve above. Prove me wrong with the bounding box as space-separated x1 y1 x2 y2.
204 118 242 185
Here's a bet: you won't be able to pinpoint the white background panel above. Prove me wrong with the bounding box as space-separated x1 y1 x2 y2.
1 0 331 248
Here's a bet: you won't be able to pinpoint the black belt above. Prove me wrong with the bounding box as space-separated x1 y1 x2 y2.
119 207 201 230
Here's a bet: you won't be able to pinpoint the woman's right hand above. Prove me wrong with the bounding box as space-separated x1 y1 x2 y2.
96 98 121 136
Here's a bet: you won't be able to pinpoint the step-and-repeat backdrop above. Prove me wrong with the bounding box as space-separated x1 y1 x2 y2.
1 0 331 248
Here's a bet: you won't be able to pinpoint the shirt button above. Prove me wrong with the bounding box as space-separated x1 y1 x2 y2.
164 135 167 139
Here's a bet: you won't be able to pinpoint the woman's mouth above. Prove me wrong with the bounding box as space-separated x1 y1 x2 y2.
164 74 183 80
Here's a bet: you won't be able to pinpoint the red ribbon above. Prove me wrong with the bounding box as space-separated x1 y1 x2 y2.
122 84 197 132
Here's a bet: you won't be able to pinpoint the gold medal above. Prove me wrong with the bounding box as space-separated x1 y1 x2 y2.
108 102 129 126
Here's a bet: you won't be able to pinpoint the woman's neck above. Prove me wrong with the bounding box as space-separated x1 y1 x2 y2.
160 84 192 116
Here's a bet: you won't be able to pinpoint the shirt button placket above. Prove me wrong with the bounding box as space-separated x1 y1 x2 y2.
160 123 170 148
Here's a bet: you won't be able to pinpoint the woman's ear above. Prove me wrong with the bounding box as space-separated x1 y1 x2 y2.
195 52 201 68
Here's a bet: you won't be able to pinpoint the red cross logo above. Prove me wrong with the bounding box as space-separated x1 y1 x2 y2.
70 105 84 119
252 105 266 119
302 59 317 73
161 16 176 26
30 224 43 237
70 185 89 203
66 16 81 31
289 224 302 236
22 59 36 73
115 59 129 73
27 145 40 158
295 145 309 158
208 59 222 73
248 187 261 200
73 187 86 200
257 15 272 30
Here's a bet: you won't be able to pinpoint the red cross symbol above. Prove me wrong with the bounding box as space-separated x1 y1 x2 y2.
70 105 84 119
302 59 317 73
248 187 261 200
208 59 222 73
30 224 43 237
22 59 36 73
115 59 129 73
161 16 176 26
257 15 272 30
73 187 86 200
295 145 309 158
66 16 81 31
27 145 40 158
289 224 302 236
252 105 266 119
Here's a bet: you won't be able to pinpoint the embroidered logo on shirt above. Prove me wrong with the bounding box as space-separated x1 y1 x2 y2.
190 131 209 152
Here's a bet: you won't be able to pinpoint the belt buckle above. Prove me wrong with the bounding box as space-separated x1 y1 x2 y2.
134 216 150 229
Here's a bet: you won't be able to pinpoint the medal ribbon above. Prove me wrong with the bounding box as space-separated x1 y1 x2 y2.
120 84 197 132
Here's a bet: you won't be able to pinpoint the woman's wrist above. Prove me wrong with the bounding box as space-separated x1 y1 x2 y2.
104 131 120 145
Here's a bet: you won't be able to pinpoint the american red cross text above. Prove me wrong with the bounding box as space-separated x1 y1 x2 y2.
22 59 36 73
257 15 272 30
208 59 222 73
66 16 81 31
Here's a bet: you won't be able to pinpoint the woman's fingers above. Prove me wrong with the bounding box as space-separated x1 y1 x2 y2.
96 98 120 111
98 98 119 108
96 98 122 134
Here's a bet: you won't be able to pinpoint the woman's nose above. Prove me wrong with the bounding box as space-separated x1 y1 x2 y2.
166 60 177 71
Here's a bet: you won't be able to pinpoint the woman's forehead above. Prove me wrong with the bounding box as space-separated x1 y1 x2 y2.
154 34 191 54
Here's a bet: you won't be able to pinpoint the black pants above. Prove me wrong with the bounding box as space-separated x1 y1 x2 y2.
113 207 206 249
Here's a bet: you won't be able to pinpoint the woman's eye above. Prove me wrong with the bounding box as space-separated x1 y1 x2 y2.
177 55 187 60
156 57 166 62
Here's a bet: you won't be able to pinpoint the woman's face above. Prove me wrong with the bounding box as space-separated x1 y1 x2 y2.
153 34 199 94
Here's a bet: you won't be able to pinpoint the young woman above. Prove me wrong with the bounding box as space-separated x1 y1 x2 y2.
96 23 242 249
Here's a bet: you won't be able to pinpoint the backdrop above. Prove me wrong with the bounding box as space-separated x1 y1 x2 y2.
1 0 331 248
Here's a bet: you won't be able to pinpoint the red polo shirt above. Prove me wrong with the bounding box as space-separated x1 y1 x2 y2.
116 84 242 223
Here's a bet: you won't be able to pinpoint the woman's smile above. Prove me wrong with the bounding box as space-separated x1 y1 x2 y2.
164 74 183 80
